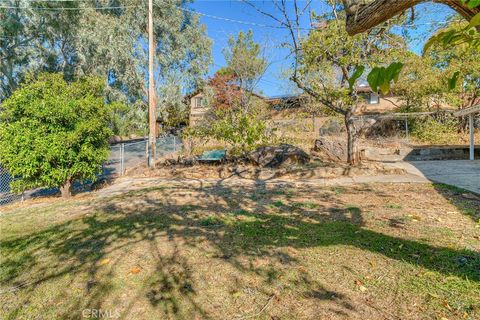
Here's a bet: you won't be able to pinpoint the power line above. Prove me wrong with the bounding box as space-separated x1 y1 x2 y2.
174 5 311 30
0 0 93 1
0 4 138 10
0 1 454 30
175 5 453 30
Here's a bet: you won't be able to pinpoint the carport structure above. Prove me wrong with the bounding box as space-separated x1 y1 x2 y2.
453 105 480 161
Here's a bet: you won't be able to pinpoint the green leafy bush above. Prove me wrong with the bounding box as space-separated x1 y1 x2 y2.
0 73 113 197
110 101 147 138
410 116 460 145
186 106 275 156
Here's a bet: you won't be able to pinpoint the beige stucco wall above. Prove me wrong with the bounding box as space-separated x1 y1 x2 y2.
189 92 209 126
356 96 403 114
356 95 453 114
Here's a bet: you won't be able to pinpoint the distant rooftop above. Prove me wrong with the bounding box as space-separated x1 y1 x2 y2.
265 94 301 100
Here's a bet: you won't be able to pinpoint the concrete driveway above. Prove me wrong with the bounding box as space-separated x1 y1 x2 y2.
386 160 480 194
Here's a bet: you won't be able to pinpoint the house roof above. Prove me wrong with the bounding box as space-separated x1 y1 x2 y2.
265 94 302 101
185 86 266 100
185 85 380 103
356 85 374 93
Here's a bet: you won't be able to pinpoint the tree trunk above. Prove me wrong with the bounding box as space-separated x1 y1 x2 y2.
342 0 480 35
345 112 358 165
60 179 73 198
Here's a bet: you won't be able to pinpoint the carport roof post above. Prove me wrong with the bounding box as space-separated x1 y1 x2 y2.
453 105 480 161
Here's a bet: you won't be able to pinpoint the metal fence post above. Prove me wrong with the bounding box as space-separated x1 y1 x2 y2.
405 118 409 141
120 143 125 176
173 135 176 152
470 114 474 161
145 138 149 165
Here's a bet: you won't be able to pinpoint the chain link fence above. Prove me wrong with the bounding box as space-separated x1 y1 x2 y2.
0 134 181 206
0 169 22 206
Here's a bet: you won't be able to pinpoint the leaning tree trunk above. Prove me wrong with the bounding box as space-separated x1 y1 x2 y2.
60 179 73 198
345 112 358 165
342 0 480 35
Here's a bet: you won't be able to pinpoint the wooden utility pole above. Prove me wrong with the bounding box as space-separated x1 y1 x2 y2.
148 0 156 168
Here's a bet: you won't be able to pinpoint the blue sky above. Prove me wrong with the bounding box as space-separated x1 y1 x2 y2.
188 0 454 97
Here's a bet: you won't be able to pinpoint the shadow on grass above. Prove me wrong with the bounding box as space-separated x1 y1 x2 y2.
1 182 479 319
432 183 480 223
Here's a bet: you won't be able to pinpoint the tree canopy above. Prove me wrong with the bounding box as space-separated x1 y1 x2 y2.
1 0 212 135
206 69 242 111
0 73 113 197
188 31 272 155
223 30 267 95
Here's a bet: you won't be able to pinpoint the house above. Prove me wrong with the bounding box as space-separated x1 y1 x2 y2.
188 90 208 126
187 85 451 125
187 89 266 126
355 85 454 114
355 85 402 114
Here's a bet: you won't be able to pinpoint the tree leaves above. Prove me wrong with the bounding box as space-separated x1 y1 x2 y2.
223 30 267 92
348 65 365 90
463 0 480 9
448 71 461 91
0 0 212 134
367 62 403 94
467 12 480 29
0 73 113 192
423 12 480 55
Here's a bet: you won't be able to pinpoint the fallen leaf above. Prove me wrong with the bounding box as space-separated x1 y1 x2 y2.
129 267 141 274
99 258 110 266
298 266 308 273
427 292 440 299
359 285 367 292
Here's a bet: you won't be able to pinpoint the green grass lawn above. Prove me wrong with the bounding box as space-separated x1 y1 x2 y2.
0 182 479 319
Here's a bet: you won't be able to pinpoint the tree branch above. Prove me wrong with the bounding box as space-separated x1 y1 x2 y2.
341 0 480 35
291 75 347 115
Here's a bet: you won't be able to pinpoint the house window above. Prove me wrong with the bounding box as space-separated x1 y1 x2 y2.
369 93 379 104
194 97 203 108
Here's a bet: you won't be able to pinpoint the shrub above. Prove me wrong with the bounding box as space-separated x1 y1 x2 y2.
410 116 460 145
186 105 275 156
0 73 113 197
110 101 147 138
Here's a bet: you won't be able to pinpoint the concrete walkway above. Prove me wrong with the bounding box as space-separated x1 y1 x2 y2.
384 160 480 194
